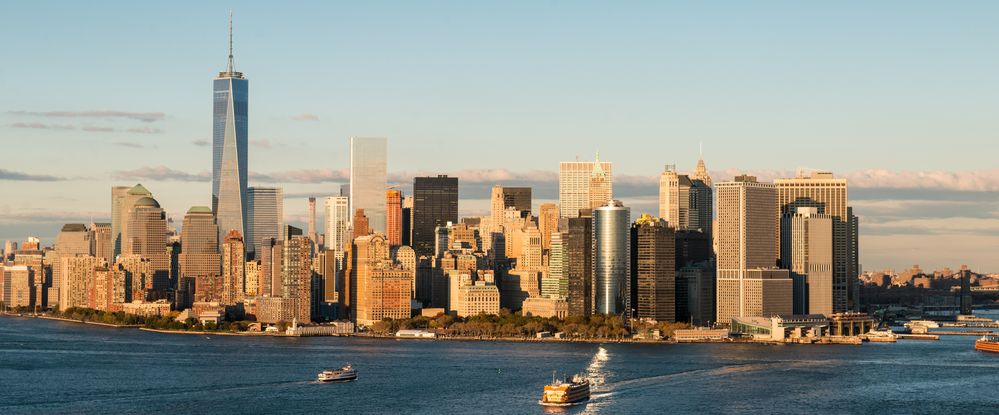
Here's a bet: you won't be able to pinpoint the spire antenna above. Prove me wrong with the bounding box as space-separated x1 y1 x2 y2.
227 10 234 73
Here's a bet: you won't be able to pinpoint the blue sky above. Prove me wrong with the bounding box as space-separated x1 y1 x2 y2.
2 1 998 272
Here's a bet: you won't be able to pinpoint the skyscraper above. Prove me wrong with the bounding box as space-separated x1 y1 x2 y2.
213 15 249 245
593 200 630 315
630 214 675 322
490 185 532 225
307 197 318 246
353 209 371 240
349 137 387 234
411 175 459 257
324 195 350 253
90 223 112 266
124 196 170 292
559 155 613 218
716 175 791 323
781 207 833 315
282 229 312 322
537 203 560 250
588 155 612 210
246 187 283 258
112 184 151 259
775 171 849 312
565 215 592 317
659 165 713 234
691 152 713 188
385 190 403 247
221 230 245 304
178 206 220 280
51 224 92 309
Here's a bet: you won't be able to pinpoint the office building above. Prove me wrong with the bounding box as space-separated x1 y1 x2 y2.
90 223 112 266
559 155 612 218
781 207 833 315
213 19 249 244
716 175 792 323
630 214 675 322
659 165 713 234
247 187 283 258
59 255 100 311
411 175 459 257
124 196 170 292
490 186 532 225
565 215 593 316
386 190 403 247
541 232 567 299
349 137 387 234
324 195 351 253
538 203 560 250
51 223 92 309
178 206 220 279
775 171 849 312
111 184 152 258
593 200 630 315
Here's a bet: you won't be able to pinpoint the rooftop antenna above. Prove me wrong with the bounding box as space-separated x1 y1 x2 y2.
699 142 703 159
227 10 234 73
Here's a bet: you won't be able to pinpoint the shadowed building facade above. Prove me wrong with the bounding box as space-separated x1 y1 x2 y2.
411 176 459 257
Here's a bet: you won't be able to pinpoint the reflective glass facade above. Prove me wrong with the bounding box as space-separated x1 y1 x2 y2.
213 74 249 243
349 137 387 234
593 201 630 315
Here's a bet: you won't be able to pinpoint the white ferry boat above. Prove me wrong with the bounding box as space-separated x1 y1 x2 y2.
317 364 357 382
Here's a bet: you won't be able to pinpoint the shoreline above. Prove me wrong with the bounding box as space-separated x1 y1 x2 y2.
2 313 142 328
0 313 958 346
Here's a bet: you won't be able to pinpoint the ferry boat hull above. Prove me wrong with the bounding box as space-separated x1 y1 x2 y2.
975 339 999 353
538 397 590 407
539 375 590 407
318 373 357 382
318 365 358 382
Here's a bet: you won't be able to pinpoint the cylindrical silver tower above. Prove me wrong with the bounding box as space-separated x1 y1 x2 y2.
593 200 631 315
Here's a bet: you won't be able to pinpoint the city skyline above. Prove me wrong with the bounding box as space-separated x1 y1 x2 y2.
2 2 999 272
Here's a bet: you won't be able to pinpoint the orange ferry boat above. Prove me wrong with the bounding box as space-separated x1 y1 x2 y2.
539 373 591 407
975 335 999 353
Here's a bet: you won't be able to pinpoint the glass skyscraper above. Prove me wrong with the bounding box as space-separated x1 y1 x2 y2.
593 200 630 315
349 137 387 235
247 187 283 259
213 21 248 244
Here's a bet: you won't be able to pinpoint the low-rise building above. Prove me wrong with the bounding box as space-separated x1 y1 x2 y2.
521 297 568 319
121 300 171 317
729 314 828 342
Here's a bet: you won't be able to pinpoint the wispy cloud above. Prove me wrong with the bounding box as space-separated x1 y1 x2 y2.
126 126 163 134
291 113 319 121
10 110 165 123
0 210 109 225
82 126 115 132
252 169 349 183
112 141 144 149
10 122 75 130
112 166 210 182
0 169 65 181
191 139 209 147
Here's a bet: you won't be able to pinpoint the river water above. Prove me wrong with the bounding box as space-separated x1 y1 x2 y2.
1 314 998 414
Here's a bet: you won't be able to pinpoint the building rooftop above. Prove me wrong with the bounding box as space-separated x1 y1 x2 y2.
134 196 160 208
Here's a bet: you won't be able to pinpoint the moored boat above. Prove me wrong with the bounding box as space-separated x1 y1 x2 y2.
539 372 590 407
318 364 357 382
975 335 999 354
